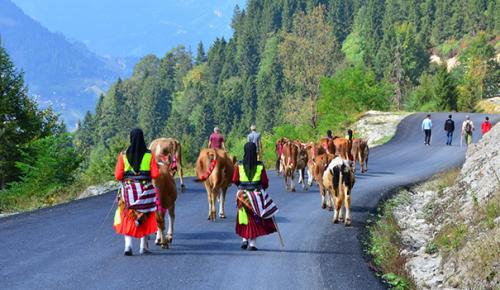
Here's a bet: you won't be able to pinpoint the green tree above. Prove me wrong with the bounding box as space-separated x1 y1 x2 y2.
195 41 206 65
279 5 340 128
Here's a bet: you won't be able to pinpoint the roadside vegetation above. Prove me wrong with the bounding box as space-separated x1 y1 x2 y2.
1 0 499 213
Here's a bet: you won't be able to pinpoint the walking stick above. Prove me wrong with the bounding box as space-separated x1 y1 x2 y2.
272 216 285 249
460 134 463 148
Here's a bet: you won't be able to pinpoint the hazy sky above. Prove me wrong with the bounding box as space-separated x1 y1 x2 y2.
12 0 246 57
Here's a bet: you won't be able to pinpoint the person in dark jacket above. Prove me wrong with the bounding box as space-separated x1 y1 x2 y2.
444 115 455 146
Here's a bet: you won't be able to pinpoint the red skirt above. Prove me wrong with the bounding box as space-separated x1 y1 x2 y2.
113 205 157 238
235 207 277 239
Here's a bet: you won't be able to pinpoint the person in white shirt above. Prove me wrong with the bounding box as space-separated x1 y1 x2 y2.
421 114 432 146
461 116 475 145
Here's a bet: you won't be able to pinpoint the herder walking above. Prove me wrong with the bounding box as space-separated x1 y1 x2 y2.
247 124 263 161
444 115 455 146
422 114 432 146
114 128 159 256
481 116 492 135
233 142 279 251
462 116 475 145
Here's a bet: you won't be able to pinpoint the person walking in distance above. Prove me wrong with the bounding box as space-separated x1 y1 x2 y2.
462 116 475 145
208 127 226 151
481 116 492 135
247 124 263 161
422 114 432 146
444 114 455 146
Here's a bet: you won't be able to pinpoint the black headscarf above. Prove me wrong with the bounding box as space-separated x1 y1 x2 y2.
126 128 149 173
347 129 353 141
243 142 258 181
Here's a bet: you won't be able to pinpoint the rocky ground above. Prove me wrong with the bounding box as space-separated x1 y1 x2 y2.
391 123 499 289
354 110 411 147
77 181 118 199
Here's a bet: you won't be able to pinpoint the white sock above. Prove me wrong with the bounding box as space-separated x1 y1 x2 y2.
140 236 148 250
249 239 256 247
242 238 248 243
124 235 133 251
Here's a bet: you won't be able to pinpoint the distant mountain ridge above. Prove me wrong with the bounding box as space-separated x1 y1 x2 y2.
0 0 136 129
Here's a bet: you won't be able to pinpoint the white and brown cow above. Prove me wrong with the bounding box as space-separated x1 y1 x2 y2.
323 156 355 226
149 138 185 192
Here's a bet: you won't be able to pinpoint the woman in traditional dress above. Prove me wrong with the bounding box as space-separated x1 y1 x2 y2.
114 128 159 256
233 142 278 251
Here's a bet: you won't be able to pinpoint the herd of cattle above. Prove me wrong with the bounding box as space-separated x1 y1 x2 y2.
145 135 369 248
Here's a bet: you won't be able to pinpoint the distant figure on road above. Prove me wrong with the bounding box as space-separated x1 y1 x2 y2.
114 128 159 256
346 129 353 141
462 116 475 145
247 124 263 160
444 114 455 146
422 114 432 146
481 116 492 135
233 142 278 251
326 130 333 141
208 127 226 151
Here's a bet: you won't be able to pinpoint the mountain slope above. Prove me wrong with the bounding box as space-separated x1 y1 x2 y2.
0 0 134 128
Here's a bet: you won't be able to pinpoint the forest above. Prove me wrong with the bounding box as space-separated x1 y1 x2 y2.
1 0 499 211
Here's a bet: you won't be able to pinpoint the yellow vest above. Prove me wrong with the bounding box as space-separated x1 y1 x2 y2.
238 163 264 190
123 152 152 179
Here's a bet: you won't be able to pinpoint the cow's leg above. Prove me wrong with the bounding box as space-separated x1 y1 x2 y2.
332 189 343 224
206 185 213 220
338 186 345 222
166 203 175 243
344 189 352 227
219 188 227 218
358 151 363 173
210 190 217 221
155 211 166 246
179 166 185 192
298 168 304 184
290 170 296 192
364 151 369 173
307 168 314 187
327 188 335 211
284 173 289 191
320 185 326 209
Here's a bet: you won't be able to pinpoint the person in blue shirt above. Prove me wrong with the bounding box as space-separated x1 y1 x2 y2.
421 114 432 146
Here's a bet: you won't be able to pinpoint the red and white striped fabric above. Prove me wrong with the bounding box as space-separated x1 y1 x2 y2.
121 181 157 213
243 190 279 219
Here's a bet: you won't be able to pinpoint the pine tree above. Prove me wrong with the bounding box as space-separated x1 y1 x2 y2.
195 41 206 65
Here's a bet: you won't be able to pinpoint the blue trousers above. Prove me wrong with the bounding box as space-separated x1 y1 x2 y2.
446 131 453 145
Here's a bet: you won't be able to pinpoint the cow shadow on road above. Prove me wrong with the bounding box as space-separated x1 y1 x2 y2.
355 171 394 179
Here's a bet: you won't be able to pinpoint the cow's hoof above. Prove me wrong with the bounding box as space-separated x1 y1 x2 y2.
160 243 169 249
181 185 186 192
345 222 351 227
291 188 296 192
328 207 333 212
219 214 226 219
155 239 161 246
332 219 339 224
166 235 173 243
321 204 326 209
339 217 344 222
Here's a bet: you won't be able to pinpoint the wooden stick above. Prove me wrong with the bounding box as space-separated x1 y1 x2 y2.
272 216 285 249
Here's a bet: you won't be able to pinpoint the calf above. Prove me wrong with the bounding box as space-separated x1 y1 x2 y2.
280 141 299 192
310 152 333 209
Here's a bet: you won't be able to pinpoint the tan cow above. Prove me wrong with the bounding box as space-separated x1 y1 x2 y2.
304 142 327 188
351 138 369 173
195 148 235 221
319 137 335 155
150 141 178 249
149 138 185 192
310 152 333 210
323 156 355 226
280 141 299 192
275 137 290 174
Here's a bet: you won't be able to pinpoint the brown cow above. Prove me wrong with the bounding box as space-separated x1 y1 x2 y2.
150 140 178 249
275 137 290 174
319 137 335 155
294 141 309 190
323 156 355 226
304 142 326 188
280 141 299 192
333 137 352 161
195 148 234 221
149 138 185 192
351 138 369 173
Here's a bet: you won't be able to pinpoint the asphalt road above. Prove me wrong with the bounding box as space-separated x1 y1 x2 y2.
0 112 497 290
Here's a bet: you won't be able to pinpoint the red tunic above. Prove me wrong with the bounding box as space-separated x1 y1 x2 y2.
209 133 224 149
113 153 159 238
233 165 277 239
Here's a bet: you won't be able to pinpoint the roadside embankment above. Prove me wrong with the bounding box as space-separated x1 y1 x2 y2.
366 123 499 289
354 110 411 147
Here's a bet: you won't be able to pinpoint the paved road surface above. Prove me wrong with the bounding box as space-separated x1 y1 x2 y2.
1 113 497 290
